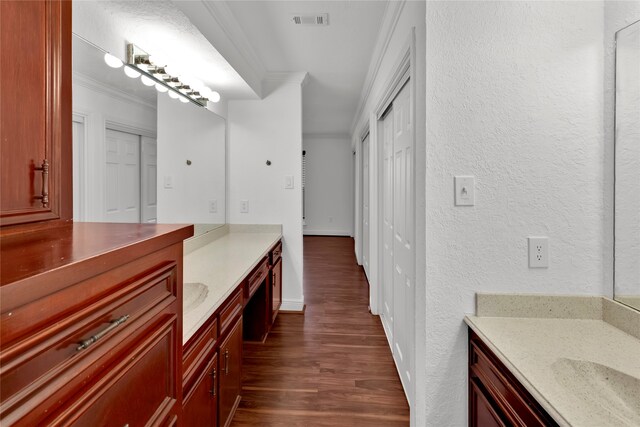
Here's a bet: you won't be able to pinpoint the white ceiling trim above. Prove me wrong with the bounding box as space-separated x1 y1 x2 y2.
303 132 351 140
264 72 310 87
73 71 157 110
174 0 266 98
349 0 406 135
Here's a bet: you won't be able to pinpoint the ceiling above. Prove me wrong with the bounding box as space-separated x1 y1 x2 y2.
224 1 388 136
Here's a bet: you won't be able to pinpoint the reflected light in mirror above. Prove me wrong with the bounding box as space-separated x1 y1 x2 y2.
179 97 189 103
103 53 123 68
209 91 221 103
141 75 155 86
155 83 168 93
124 66 141 79
168 90 180 99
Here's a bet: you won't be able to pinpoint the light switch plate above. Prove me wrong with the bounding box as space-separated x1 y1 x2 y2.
163 176 173 189
285 175 294 189
240 200 249 213
455 176 475 206
209 200 217 213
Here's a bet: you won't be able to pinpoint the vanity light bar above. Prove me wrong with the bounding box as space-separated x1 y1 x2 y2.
125 43 214 107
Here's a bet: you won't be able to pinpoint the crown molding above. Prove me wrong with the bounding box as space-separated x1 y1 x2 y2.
349 0 406 135
73 71 157 110
303 132 351 140
264 72 309 86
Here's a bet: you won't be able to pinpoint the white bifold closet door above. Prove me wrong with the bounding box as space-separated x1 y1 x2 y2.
140 136 157 223
380 81 414 403
105 128 141 223
362 134 370 279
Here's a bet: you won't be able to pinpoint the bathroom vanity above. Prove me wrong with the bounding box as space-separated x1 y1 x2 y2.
466 294 640 427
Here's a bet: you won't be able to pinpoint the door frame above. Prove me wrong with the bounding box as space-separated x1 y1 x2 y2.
72 112 89 221
360 125 370 271
372 27 417 405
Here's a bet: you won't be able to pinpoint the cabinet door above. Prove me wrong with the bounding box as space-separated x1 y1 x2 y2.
219 317 243 427
0 0 72 227
271 257 282 323
470 379 506 427
183 353 218 427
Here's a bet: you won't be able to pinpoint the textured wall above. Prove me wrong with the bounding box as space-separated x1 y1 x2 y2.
303 136 354 236
425 2 605 424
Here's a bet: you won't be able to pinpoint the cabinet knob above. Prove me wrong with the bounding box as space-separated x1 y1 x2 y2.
33 159 49 208
76 315 130 351
210 368 217 397
224 349 230 375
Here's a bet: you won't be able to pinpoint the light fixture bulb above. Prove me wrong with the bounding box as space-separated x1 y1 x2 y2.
155 83 168 93
209 91 221 103
124 66 141 79
191 79 204 92
179 96 189 103
104 53 123 68
168 90 180 99
141 75 155 86
164 64 177 76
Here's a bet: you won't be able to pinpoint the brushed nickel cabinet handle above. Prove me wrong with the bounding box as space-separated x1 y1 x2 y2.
210 368 217 397
34 159 49 208
76 315 130 351
224 349 229 375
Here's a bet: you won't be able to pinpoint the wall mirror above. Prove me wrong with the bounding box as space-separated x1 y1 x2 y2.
614 19 640 311
72 34 226 232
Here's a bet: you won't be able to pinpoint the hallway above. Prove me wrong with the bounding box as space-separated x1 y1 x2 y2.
231 236 410 426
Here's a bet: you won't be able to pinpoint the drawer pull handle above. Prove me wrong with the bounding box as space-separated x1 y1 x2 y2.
224 349 230 375
76 315 130 351
34 159 49 208
210 368 217 397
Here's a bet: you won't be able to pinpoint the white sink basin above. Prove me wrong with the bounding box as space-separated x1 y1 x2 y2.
551 358 640 426
184 282 209 313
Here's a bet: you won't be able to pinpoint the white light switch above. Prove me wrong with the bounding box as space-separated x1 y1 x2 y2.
240 200 249 213
163 176 173 189
285 175 294 189
455 176 475 206
209 200 217 213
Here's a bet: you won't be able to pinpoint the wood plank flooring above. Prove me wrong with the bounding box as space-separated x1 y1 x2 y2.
231 236 410 426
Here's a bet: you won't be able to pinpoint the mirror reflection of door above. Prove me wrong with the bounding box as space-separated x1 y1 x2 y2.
103 128 157 224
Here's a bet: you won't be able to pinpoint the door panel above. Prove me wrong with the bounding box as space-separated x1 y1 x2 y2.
391 82 414 399
381 108 395 339
105 129 140 223
362 135 370 278
141 136 157 223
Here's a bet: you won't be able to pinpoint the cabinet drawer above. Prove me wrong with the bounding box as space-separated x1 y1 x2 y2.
247 257 268 298
469 332 557 427
183 316 218 397
270 242 282 265
219 289 243 338
60 314 179 426
0 254 179 425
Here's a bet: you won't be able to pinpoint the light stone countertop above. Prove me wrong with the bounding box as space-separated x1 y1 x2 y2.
182 225 282 344
465 294 640 427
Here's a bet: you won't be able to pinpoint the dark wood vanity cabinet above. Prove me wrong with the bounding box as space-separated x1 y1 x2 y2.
0 223 193 426
1 0 72 227
219 317 243 427
270 242 283 323
468 330 559 427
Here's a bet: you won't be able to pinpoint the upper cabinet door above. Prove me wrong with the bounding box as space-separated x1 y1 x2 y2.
0 0 72 227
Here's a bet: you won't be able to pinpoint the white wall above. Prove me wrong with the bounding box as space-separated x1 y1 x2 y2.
228 79 305 311
424 2 606 424
157 95 226 225
73 75 157 222
302 136 354 236
351 1 427 422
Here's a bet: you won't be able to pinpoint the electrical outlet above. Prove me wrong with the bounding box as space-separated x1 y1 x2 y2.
528 237 549 268
209 200 217 213
240 200 249 213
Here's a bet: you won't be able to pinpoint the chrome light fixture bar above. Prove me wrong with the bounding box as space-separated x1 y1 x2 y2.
126 43 215 107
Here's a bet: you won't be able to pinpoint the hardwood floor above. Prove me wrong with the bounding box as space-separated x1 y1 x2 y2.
231 236 410 426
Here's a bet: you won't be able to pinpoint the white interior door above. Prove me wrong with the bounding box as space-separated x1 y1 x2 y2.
391 81 413 399
105 128 140 222
141 136 157 223
72 115 85 221
381 108 395 343
362 134 370 279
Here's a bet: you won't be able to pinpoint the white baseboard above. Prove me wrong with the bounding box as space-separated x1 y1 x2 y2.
280 299 305 312
303 229 351 236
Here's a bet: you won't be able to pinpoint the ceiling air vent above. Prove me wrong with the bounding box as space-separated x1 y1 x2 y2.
291 13 328 26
